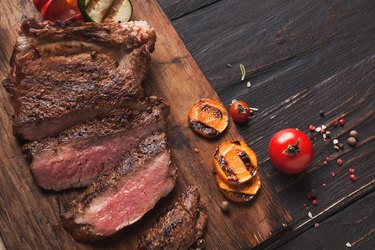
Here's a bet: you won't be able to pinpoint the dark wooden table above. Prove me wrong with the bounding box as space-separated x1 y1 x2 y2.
157 0 375 249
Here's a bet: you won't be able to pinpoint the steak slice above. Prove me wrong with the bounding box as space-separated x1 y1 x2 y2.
3 19 156 141
139 186 207 250
62 132 177 241
23 97 168 191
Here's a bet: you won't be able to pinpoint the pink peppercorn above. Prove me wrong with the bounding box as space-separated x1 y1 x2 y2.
323 160 328 166
332 119 338 126
339 118 345 126
350 174 357 182
349 168 355 174
337 159 343 166
312 199 318 206
309 125 316 132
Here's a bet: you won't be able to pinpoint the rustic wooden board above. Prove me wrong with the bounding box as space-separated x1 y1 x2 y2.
164 0 375 247
0 0 292 249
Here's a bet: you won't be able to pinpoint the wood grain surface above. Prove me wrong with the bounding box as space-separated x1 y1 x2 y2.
0 0 292 249
158 0 375 248
279 191 375 249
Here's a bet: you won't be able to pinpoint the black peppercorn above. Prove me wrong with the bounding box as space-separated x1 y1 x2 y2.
220 201 230 214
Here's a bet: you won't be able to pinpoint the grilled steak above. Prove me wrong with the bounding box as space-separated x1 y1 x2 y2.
62 132 177 241
3 19 156 141
23 97 168 191
139 186 207 250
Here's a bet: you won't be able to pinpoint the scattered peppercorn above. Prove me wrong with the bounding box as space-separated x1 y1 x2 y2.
319 110 325 117
350 174 357 182
332 119 338 126
339 118 345 126
304 203 308 209
306 189 317 200
332 172 336 177
334 145 340 151
197 239 206 249
338 143 344 150
337 159 343 166
347 137 357 147
311 199 318 206
220 201 230 214
314 222 320 228
349 168 355 174
349 130 359 138
323 160 328 166
322 183 326 187
194 148 200 153
309 125 316 132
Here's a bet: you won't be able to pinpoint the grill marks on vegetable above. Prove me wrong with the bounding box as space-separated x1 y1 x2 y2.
188 98 228 138
190 121 220 138
214 141 257 184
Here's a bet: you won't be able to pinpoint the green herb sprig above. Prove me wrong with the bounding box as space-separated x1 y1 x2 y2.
240 64 246 81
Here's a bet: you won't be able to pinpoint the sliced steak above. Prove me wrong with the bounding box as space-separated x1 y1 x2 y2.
23 97 168 191
62 132 177 241
3 19 156 141
139 186 207 250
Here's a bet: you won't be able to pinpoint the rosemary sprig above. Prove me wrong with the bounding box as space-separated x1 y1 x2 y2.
240 64 246 81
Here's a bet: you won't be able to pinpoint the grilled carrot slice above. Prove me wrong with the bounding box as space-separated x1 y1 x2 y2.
214 141 258 185
215 173 261 202
188 98 228 138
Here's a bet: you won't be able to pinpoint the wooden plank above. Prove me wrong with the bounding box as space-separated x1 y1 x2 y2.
278 191 375 249
172 0 375 238
0 236 5 250
157 0 219 20
0 0 291 249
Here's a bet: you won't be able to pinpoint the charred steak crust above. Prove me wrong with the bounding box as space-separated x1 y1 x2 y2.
139 186 208 250
23 97 168 156
23 97 170 191
62 132 177 241
3 19 156 141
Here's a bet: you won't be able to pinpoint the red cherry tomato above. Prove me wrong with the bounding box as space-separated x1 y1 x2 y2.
230 100 251 123
268 128 313 174
33 0 49 11
42 0 83 21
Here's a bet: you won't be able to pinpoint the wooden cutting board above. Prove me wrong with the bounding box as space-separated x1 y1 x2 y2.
0 0 292 249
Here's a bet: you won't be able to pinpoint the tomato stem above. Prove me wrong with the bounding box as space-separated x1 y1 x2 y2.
282 137 301 156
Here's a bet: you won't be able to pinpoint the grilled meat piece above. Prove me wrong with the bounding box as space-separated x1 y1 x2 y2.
23 97 168 191
62 132 177 241
3 19 156 141
139 186 207 250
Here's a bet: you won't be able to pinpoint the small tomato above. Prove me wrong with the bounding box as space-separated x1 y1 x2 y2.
268 128 313 174
230 100 257 123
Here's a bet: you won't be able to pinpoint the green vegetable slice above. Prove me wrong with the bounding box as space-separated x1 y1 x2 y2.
78 0 133 23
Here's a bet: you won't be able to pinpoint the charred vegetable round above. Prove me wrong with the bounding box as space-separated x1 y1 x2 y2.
215 174 261 202
214 141 258 185
188 98 229 138
78 0 133 23
214 141 261 202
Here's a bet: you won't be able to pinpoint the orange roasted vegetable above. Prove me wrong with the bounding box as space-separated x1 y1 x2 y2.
214 141 258 185
215 173 261 202
188 98 228 138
